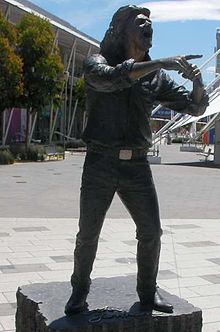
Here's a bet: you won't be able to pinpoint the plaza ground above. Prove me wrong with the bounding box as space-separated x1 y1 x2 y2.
0 144 219 331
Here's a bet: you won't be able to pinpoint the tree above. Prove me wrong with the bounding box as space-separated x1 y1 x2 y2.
74 77 86 137
74 77 85 110
16 13 64 146
0 11 23 113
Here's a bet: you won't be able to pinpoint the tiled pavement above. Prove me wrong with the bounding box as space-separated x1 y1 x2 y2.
0 217 220 331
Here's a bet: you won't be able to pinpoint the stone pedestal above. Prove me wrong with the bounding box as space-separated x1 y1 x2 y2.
16 275 202 332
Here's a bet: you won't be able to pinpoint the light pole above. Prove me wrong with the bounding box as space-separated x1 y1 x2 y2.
63 70 69 157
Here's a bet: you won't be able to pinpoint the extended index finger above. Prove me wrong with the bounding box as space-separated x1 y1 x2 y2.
184 55 203 60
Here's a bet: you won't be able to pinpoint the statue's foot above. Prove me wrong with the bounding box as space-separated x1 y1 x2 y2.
64 288 88 316
140 289 173 313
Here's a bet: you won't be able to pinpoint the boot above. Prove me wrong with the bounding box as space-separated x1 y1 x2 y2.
139 287 173 313
64 286 89 316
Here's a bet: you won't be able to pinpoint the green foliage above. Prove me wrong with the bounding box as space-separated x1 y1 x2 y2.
56 145 64 153
172 137 189 143
0 11 17 44
65 139 86 148
17 13 64 111
0 12 23 112
74 77 85 109
10 143 46 161
0 148 14 164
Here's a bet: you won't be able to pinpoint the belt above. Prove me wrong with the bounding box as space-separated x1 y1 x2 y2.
87 144 148 160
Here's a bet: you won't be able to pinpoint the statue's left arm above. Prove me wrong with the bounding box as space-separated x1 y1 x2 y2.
155 67 209 117
180 61 207 115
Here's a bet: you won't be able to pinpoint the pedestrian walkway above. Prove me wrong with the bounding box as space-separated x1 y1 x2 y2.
0 217 219 332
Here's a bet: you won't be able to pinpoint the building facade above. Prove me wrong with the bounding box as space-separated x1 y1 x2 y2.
216 28 220 76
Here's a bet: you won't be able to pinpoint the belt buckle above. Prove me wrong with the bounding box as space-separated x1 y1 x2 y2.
119 149 132 160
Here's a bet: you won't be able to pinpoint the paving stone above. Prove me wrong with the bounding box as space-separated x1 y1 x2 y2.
208 257 220 265
0 272 43 283
99 237 107 242
202 307 220 323
179 241 219 247
13 227 49 232
188 284 220 296
0 293 7 304
0 247 13 253
0 233 9 237
0 263 51 274
50 255 73 263
0 315 15 330
115 257 136 264
202 322 220 332
162 229 174 235
166 224 201 229
66 238 74 244
122 240 137 246
2 292 16 304
0 265 14 271
0 216 220 330
0 303 16 316
200 274 220 284
8 257 54 265
189 295 220 309
157 270 179 280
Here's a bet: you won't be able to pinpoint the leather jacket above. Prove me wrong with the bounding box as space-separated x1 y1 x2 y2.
82 54 209 148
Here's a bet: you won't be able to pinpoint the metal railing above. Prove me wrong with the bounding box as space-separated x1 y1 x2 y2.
152 48 220 144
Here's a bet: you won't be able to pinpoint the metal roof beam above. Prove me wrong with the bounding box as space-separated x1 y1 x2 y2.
4 3 10 19
2 0 100 48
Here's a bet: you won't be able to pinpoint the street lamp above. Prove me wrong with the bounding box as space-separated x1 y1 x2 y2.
63 70 69 157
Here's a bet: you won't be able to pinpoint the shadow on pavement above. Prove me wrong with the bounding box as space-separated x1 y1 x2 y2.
163 161 220 169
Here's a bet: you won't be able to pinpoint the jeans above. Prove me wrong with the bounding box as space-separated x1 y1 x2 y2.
71 151 162 300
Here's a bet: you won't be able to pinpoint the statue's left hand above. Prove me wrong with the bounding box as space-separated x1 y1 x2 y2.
182 62 202 82
179 57 203 86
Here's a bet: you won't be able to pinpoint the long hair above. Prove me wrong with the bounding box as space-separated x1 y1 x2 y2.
100 5 150 66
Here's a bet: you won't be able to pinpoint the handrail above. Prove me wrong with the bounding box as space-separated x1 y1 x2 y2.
196 112 220 138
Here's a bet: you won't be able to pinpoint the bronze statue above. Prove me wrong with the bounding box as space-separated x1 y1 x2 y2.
65 5 208 315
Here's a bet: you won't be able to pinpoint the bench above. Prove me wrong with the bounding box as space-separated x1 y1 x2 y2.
197 147 214 162
44 145 65 160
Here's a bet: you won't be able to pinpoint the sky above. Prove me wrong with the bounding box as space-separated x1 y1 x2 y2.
28 0 220 85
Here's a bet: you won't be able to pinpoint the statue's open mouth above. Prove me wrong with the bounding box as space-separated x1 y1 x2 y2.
143 31 152 38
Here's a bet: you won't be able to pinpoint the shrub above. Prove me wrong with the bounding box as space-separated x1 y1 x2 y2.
172 137 189 144
65 139 86 149
56 145 64 153
0 149 14 164
10 143 46 161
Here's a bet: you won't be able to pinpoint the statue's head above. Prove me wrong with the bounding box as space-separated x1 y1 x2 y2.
100 5 151 65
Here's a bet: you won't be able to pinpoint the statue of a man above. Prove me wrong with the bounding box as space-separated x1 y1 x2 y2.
65 5 208 315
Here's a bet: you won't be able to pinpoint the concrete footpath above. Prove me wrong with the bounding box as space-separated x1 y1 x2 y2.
0 144 219 331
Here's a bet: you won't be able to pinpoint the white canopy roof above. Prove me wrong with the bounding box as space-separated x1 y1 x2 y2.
171 92 220 130
2 0 100 48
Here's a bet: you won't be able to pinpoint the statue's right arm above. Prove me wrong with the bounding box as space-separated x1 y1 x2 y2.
84 54 135 92
84 54 203 95
128 55 203 82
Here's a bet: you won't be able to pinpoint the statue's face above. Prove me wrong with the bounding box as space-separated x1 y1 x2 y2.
125 13 153 51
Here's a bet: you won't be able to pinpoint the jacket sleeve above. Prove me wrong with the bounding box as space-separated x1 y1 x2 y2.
156 70 209 116
84 54 135 92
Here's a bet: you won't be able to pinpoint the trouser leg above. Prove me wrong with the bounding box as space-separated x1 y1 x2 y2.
117 158 162 301
71 152 117 290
